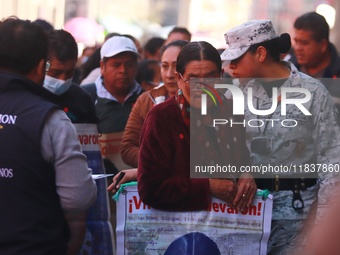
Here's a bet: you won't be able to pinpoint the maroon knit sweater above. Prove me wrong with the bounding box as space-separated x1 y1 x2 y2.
137 96 250 211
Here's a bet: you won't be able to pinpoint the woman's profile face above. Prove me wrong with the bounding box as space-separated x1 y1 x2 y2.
228 50 258 79
177 60 220 109
161 46 182 96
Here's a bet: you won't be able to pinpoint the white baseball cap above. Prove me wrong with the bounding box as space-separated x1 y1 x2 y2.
220 20 279 61
100 36 141 59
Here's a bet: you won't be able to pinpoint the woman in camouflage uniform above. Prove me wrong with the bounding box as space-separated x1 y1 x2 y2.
221 20 340 255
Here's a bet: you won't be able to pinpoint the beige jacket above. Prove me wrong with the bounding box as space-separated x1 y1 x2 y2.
121 85 169 167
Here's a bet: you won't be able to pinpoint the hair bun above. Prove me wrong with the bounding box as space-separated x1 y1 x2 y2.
277 33 291 54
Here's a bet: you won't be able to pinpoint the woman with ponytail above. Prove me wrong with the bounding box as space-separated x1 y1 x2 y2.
221 20 340 255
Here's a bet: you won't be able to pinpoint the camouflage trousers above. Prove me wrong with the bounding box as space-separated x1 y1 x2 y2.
267 219 314 255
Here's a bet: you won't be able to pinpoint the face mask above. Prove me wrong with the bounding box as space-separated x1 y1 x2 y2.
81 56 89 64
43 75 72 95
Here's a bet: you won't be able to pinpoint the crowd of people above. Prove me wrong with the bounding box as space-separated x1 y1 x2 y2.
1 10 340 255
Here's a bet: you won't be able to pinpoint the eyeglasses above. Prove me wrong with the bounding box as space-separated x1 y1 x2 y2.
178 73 189 83
179 73 207 92
178 73 227 103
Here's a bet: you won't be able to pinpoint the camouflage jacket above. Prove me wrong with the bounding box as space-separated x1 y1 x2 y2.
232 61 340 219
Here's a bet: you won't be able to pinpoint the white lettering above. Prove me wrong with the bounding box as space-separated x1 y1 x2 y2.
248 119 264 128
281 88 312 116
230 119 246 127
0 168 13 178
203 84 312 116
0 114 17 124
281 119 298 127
213 119 228 126
247 87 278 115
212 118 298 128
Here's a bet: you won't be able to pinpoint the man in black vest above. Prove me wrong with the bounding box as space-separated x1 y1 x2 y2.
0 17 97 255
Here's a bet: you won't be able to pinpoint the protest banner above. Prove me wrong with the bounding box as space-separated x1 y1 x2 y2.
98 131 132 171
74 124 115 255
116 183 273 255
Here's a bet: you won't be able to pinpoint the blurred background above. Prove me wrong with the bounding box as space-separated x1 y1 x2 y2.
0 0 339 54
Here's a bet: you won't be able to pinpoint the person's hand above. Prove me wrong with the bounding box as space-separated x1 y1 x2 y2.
233 173 257 212
209 178 237 206
107 168 138 194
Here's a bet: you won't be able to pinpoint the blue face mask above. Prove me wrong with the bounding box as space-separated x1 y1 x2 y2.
43 75 72 95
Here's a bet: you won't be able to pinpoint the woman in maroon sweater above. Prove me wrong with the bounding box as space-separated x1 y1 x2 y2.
137 41 256 211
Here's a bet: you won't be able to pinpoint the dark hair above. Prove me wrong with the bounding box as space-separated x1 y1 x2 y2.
248 33 291 62
176 41 221 75
168 26 192 41
144 37 165 55
105 32 120 41
47 29 78 62
0 17 48 74
34 19 54 32
294 12 329 42
78 47 101 81
159 40 189 58
135 59 160 84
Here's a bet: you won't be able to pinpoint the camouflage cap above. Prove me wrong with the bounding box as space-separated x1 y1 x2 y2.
220 20 279 61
